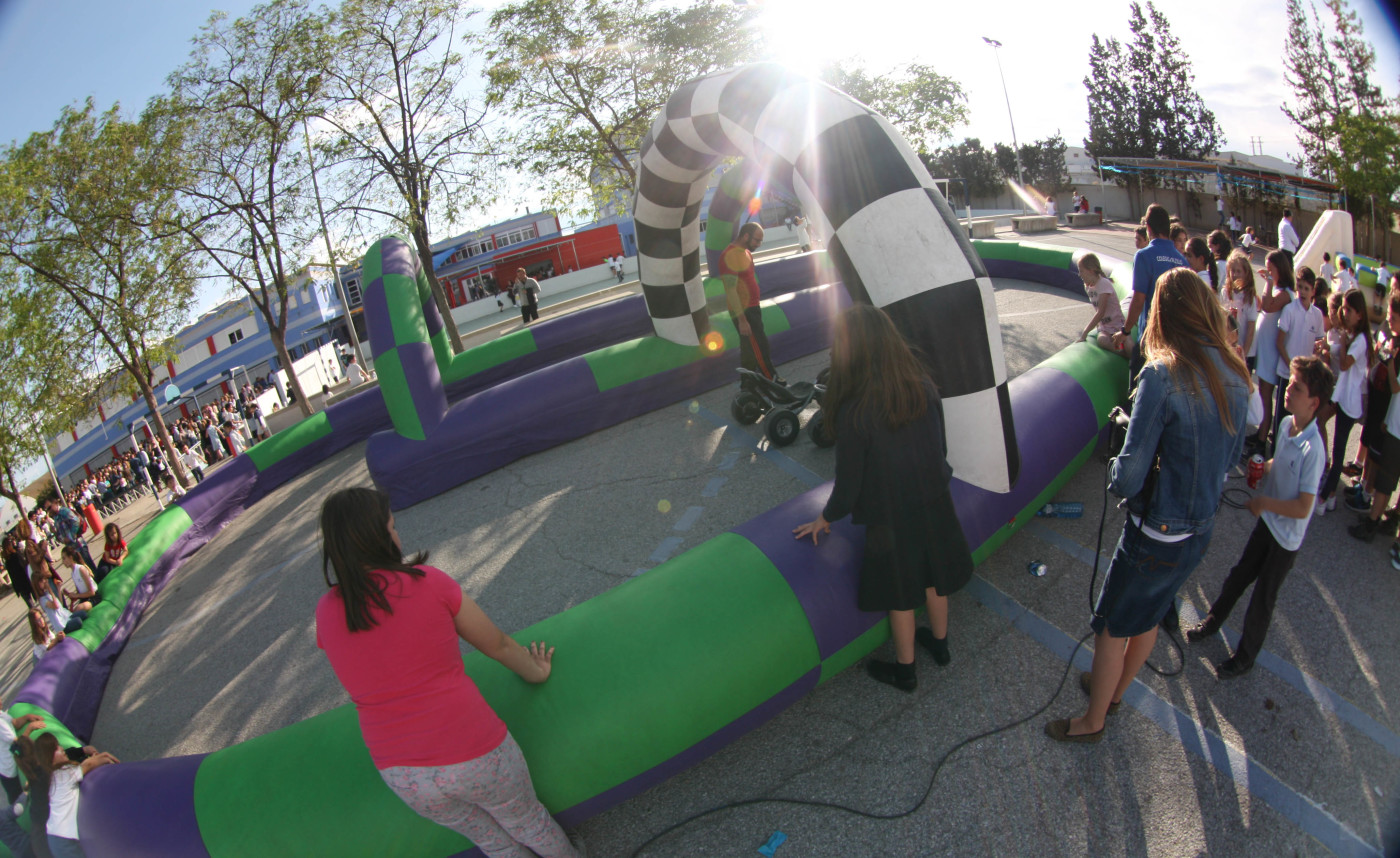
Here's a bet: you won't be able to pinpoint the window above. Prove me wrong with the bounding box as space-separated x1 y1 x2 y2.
345 277 362 306
496 225 538 248
228 329 245 346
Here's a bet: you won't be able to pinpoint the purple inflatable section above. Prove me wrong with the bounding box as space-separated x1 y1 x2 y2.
983 258 1082 294
370 283 844 509
78 754 212 858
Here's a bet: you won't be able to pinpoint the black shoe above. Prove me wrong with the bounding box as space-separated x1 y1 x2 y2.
1349 516 1381 543
1185 616 1221 643
1216 656 1253 679
915 627 950 666
866 659 917 692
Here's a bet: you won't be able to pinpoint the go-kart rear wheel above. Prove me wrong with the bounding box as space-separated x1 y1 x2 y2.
731 391 765 425
808 409 836 448
763 409 800 447
816 366 830 387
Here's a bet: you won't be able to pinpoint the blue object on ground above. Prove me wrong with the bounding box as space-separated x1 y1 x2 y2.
758 830 787 856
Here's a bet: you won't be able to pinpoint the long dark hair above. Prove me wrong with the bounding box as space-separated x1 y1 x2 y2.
1267 249 1296 292
320 488 428 632
1142 268 1252 433
823 305 930 439
1342 289 1374 365
1186 237 1218 291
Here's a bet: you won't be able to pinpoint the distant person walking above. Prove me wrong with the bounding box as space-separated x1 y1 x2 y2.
514 269 540 325
720 223 780 387
1278 209 1301 268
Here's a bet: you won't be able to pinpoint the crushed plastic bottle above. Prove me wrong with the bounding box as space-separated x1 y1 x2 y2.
1036 502 1084 518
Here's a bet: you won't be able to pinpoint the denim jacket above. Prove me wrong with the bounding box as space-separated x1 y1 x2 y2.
1110 345 1250 537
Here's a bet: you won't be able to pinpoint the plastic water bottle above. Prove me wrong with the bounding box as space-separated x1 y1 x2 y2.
1027 560 1048 577
1036 502 1084 518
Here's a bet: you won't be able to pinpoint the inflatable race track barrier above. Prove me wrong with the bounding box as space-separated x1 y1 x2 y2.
0 237 1132 857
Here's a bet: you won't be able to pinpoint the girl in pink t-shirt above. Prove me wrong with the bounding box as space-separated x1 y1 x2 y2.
316 488 577 858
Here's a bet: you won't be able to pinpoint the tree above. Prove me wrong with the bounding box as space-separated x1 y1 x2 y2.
165 0 328 417
920 138 1002 201
819 61 968 156
994 134 1073 195
0 101 199 489
1282 0 1400 255
1083 2 1223 164
318 0 493 354
483 0 763 218
0 288 89 502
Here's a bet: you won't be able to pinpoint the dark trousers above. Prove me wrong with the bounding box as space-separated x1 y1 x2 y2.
1 773 20 804
1208 519 1298 666
521 296 539 324
738 306 775 380
1319 409 1358 501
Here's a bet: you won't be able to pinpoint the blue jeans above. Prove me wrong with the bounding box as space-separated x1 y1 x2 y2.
1092 520 1214 637
49 834 87 858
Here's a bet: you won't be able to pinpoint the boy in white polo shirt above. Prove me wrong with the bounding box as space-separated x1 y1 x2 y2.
1187 355 1333 678
1274 268 1325 434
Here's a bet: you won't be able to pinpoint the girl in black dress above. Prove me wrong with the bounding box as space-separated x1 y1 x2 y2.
794 305 974 691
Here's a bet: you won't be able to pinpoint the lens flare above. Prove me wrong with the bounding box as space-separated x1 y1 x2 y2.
702 330 725 353
747 195 763 216
657 500 672 514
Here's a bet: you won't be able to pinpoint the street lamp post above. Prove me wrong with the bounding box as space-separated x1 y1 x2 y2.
983 36 1027 213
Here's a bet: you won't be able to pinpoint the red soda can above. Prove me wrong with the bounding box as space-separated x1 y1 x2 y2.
1247 454 1265 489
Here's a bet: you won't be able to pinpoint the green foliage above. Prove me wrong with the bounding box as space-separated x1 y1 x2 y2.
164 0 330 414
920 139 1002 200
317 0 492 351
819 61 968 156
483 0 763 219
995 134 1073 195
0 100 201 488
1083 2 1223 166
1282 0 1400 217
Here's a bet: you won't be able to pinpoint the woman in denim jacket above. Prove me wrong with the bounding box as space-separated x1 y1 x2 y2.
1048 269 1252 742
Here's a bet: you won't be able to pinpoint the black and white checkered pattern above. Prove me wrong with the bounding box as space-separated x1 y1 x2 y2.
635 63 1018 492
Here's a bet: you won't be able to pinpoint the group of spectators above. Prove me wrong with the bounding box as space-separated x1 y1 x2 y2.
1055 202 1400 744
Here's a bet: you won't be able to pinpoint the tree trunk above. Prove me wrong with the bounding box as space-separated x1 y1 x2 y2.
270 327 315 418
135 378 191 490
1 460 19 504
412 227 464 354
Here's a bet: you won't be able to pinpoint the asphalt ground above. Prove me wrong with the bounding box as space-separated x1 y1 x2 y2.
7 221 1397 856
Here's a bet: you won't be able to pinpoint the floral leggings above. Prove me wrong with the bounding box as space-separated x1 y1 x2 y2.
379 732 577 858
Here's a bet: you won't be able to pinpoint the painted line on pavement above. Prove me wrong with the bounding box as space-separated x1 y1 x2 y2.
1024 519 1400 760
965 573 1381 858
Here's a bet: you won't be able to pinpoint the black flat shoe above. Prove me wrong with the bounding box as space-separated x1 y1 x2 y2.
915 627 950 666
867 659 917 692
1185 616 1220 643
1216 656 1254 679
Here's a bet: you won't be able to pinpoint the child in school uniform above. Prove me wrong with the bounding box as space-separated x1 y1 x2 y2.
1187 355 1334 677
1274 268 1326 446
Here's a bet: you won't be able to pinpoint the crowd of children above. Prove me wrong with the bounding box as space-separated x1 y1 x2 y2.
1080 209 1400 678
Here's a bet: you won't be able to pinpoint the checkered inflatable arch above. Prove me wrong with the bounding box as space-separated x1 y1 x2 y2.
634 63 1019 492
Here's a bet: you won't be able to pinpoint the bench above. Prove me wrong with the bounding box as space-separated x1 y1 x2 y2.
1067 212 1102 227
968 218 997 238
1011 215 1058 233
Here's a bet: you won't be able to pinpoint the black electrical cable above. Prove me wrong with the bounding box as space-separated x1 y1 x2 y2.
626 631 1096 858
625 417 1203 855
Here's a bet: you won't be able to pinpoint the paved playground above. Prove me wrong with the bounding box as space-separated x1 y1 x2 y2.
8 222 1397 856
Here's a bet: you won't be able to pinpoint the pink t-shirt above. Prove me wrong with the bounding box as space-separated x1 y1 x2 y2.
316 565 507 769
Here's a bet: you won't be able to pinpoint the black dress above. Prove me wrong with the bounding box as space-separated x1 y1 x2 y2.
821 380 974 612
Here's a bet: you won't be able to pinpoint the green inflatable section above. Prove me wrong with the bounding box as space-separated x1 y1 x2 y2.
70 506 193 651
243 412 333 472
585 304 792 392
971 239 1075 270
192 533 817 857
